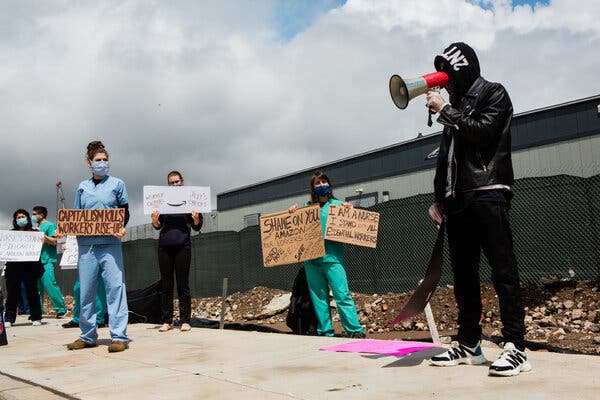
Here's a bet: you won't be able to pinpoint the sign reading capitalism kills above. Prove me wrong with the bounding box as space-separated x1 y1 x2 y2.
260 204 326 267
325 205 379 248
57 209 125 236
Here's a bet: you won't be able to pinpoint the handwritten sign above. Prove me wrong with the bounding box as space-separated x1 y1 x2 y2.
0 230 44 261
59 236 78 269
56 209 125 236
143 186 211 214
324 205 379 248
260 204 326 267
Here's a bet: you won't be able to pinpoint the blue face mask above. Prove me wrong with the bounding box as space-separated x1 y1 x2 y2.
16 217 28 228
31 215 38 224
91 161 109 176
314 185 331 197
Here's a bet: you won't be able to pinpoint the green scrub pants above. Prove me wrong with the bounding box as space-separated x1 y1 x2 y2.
72 277 107 325
304 261 364 337
38 262 67 315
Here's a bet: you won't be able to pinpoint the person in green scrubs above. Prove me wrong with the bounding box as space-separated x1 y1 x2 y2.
289 171 365 338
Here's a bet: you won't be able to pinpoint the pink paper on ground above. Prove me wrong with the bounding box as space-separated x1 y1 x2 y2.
319 339 439 357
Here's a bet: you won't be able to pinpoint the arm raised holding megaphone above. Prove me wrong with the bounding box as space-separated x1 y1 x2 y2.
425 90 448 114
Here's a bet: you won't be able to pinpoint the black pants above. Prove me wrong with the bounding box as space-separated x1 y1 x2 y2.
158 246 192 324
4 269 42 323
446 201 525 350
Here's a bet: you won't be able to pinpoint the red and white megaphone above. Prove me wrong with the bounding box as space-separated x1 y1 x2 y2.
389 71 449 109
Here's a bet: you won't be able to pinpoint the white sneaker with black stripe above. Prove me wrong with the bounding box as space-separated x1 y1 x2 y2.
489 342 532 377
430 341 488 366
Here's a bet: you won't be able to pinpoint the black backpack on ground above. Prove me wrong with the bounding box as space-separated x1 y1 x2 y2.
127 281 162 324
286 267 318 335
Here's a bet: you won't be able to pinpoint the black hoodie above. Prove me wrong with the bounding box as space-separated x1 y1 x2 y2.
431 43 514 209
434 42 480 107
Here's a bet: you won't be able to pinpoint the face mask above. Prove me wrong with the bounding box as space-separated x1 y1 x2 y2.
171 183 181 186
31 215 38 224
92 161 109 176
16 217 28 227
314 185 331 197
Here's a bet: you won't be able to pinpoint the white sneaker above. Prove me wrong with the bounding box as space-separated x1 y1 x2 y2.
4 321 11 328
489 342 532 377
32 320 42 326
430 341 488 366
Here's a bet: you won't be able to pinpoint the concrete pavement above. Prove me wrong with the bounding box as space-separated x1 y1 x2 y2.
0 315 598 399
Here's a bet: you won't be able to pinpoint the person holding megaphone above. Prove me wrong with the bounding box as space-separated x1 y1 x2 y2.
423 42 531 377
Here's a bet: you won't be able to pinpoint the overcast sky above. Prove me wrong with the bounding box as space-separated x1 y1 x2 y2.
1 0 598 228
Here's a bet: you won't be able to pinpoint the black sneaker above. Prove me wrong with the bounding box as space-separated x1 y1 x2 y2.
430 341 488 366
62 320 79 328
489 342 532 377
351 332 366 339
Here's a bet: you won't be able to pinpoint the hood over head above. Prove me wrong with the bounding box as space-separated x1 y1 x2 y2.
434 42 480 106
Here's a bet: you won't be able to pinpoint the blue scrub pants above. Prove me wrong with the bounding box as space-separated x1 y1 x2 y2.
78 244 129 344
304 261 364 337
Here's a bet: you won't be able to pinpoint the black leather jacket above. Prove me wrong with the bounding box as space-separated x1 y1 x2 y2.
433 76 514 204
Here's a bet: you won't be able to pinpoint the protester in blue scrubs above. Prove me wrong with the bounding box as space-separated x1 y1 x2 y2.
66 140 130 353
288 171 366 338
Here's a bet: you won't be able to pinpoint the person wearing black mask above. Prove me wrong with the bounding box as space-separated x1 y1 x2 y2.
425 42 531 377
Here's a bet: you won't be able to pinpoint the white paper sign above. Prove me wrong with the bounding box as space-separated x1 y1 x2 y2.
59 235 78 269
0 230 44 262
143 186 211 214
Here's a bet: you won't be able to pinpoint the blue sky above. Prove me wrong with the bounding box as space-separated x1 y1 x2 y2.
468 0 550 11
277 1 551 40
273 0 347 40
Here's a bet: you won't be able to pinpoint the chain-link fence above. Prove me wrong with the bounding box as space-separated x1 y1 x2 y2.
53 173 600 298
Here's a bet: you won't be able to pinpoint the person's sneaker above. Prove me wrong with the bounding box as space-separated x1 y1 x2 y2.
350 332 366 339
56 312 66 319
32 320 42 326
158 323 172 332
108 341 127 353
4 322 12 328
67 339 97 350
430 341 488 366
62 320 79 328
489 342 532 377
180 323 191 332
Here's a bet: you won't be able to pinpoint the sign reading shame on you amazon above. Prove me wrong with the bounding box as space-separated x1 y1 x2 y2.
260 204 326 267
325 205 379 248
57 209 125 236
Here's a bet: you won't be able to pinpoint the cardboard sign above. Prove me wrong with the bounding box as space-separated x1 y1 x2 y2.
0 230 44 261
260 204 326 267
56 209 125 236
324 205 379 248
59 235 78 269
143 185 211 214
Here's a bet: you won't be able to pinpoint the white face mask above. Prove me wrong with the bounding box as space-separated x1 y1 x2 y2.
92 161 109 176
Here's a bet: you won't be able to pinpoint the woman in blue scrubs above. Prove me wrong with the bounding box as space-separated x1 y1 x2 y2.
66 140 130 353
